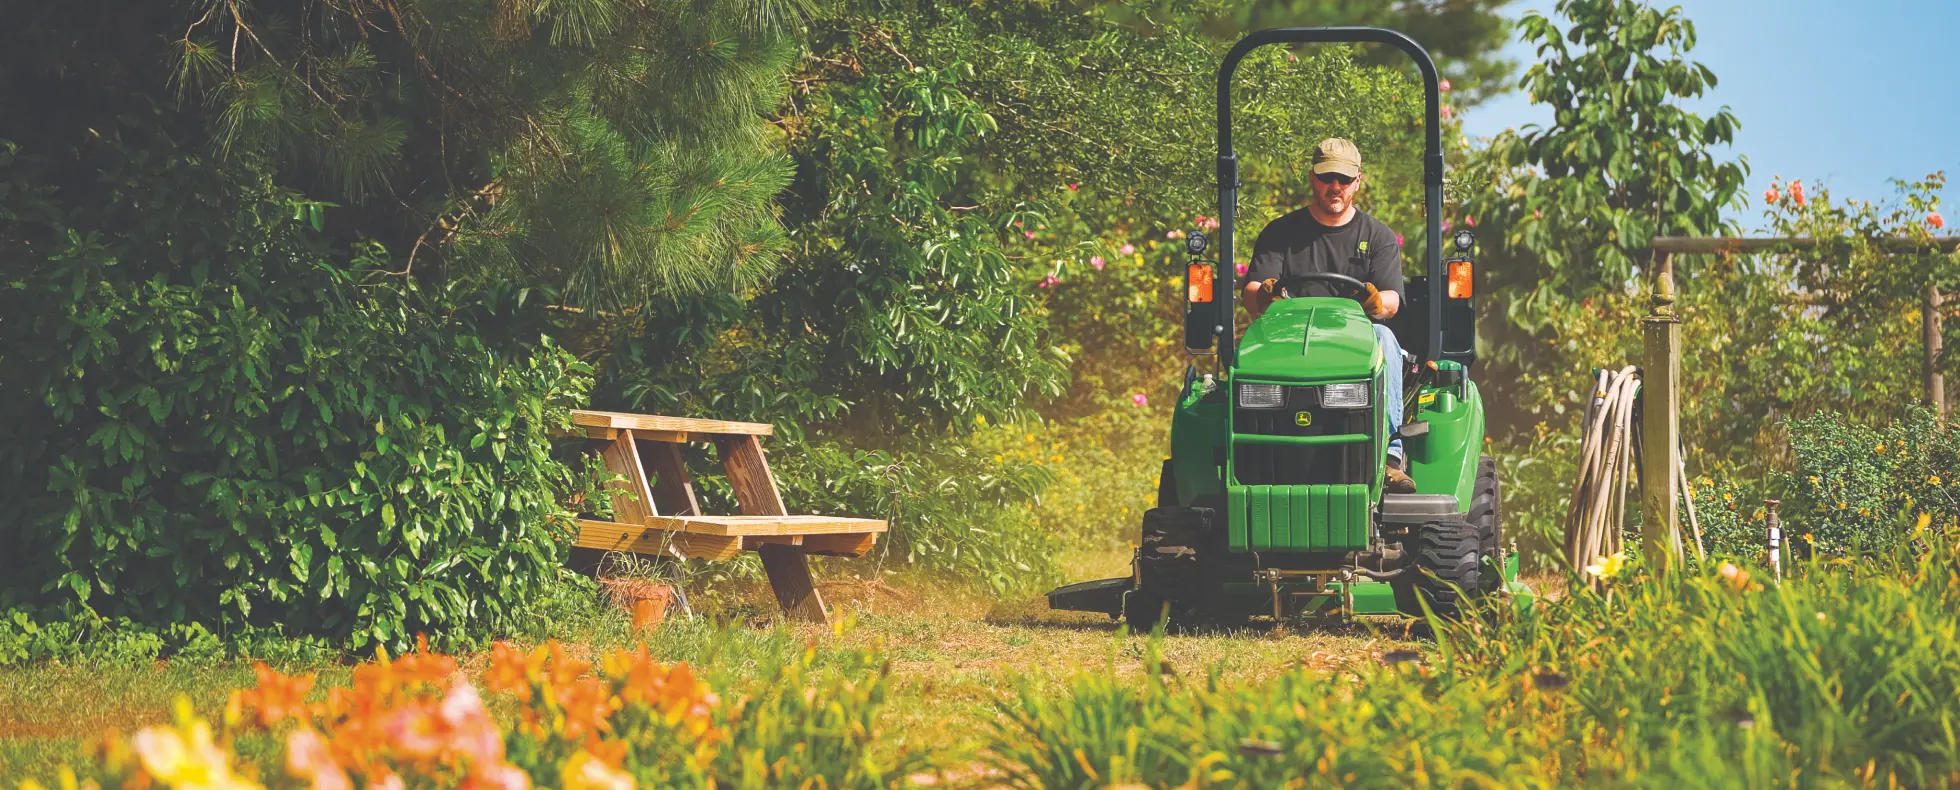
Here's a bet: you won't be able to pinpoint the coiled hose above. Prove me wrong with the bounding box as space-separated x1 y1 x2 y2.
1561 367 1704 580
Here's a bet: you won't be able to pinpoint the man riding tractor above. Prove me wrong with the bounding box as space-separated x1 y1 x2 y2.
1043 26 1516 627
1243 137 1415 495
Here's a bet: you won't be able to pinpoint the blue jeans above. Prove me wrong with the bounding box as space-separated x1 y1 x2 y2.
1374 323 1405 466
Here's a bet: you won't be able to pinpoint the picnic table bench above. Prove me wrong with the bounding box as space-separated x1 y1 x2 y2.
561 409 886 623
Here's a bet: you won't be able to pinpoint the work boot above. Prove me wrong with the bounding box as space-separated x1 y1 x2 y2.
1385 460 1416 494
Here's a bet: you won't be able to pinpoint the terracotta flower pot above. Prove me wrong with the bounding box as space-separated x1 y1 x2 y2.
599 577 674 630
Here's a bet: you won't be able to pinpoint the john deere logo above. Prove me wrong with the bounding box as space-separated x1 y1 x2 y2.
1294 411 1313 427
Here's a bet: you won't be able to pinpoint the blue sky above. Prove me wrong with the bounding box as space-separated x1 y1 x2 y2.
1459 0 1960 230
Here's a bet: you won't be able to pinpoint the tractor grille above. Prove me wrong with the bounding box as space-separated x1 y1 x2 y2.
1232 407 1375 487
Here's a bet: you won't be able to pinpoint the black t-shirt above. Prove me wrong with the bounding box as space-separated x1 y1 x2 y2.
1246 208 1404 299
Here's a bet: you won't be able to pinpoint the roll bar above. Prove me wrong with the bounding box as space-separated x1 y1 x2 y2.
1213 27 1445 367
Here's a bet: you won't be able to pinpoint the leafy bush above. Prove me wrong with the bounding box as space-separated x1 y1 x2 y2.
1784 407 1960 555
0 137 591 654
772 437 1059 594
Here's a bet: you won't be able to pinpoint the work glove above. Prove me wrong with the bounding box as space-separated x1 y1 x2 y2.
1362 283 1387 317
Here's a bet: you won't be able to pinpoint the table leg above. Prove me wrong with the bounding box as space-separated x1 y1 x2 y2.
757 543 828 623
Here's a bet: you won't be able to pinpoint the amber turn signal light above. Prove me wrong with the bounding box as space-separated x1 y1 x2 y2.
1447 260 1473 299
1187 263 1214 303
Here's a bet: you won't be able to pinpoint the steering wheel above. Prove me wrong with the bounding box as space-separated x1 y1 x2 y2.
1272 272 1371 302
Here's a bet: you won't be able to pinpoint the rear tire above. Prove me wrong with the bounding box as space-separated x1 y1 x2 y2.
1471 455 1504 592
1393 518 1483 619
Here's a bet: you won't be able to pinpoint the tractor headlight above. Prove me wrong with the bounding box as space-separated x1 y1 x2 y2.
1321 382 1371 409
1237 384 1285 409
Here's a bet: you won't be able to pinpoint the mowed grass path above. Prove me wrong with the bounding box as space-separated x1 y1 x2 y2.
0 551 1417 780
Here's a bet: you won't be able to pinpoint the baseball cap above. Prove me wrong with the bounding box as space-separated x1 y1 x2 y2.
1311 138 1362 177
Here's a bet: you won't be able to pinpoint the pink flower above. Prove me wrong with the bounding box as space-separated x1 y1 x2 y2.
1440 219 1452 232
1024 231 1037 240
1930 213 1946 230
1441 106 1452 120
1067 183 1080 191
1465 216 1476 228
1131 393 1149 407
287 728 352 790
1119 243 1135 255
1235 262 1249 276
1037 274 1059 289
1394 233 1404 247
1764 187 1780 203
1167 229 1184 239
1790 180 1806 206
1534 209 1543 219
1090 256 1106 270
1439 78 1452 92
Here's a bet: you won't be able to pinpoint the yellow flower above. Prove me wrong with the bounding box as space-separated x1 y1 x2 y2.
564 751 634 790
132 698 260 790
1917 512 1933 531
1583 551 1627 580
1808 475 1820 485
1875 443 1887 455
1930 475 1943 486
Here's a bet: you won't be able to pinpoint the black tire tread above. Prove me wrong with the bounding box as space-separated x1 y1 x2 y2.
1395 518 1483 618
1470 455 1504 592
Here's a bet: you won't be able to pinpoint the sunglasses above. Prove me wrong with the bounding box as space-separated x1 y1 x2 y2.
1315 172 1357 186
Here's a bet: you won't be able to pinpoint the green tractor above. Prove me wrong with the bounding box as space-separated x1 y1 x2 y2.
1047 27 1522 626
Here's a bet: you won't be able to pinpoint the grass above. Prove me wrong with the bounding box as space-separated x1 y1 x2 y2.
15 531 1957 787
0 545 1421 783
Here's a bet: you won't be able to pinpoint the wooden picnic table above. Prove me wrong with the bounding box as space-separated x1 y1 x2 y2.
562 409 886 623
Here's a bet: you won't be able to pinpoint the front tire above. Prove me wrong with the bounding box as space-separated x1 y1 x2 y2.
1393 518 1483 619
1126 507 1235 631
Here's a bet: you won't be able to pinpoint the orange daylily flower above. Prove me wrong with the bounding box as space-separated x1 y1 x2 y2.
236 662 317 727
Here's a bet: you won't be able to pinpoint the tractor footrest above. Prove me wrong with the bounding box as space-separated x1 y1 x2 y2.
1046 576 1132 617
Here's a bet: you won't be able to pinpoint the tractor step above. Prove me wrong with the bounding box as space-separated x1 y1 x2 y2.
1378 493 1461 527
1045 576 1131 617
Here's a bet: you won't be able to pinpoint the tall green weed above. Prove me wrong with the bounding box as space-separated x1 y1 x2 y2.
990 530 1960 787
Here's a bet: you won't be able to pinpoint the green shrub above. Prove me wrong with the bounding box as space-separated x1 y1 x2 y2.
0 136 592 655
771 437 1059 594
1785 407 1960 555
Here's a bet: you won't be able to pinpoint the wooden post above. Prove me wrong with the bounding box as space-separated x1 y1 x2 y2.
717 435 828 623
1927 284 1945 415
1641 252 1683 574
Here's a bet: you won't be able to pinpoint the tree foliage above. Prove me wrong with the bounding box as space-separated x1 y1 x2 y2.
1467 0 1745 308
118 0 799 309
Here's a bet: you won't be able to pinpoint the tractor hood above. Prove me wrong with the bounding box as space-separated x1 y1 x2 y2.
1235 298 1382 382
